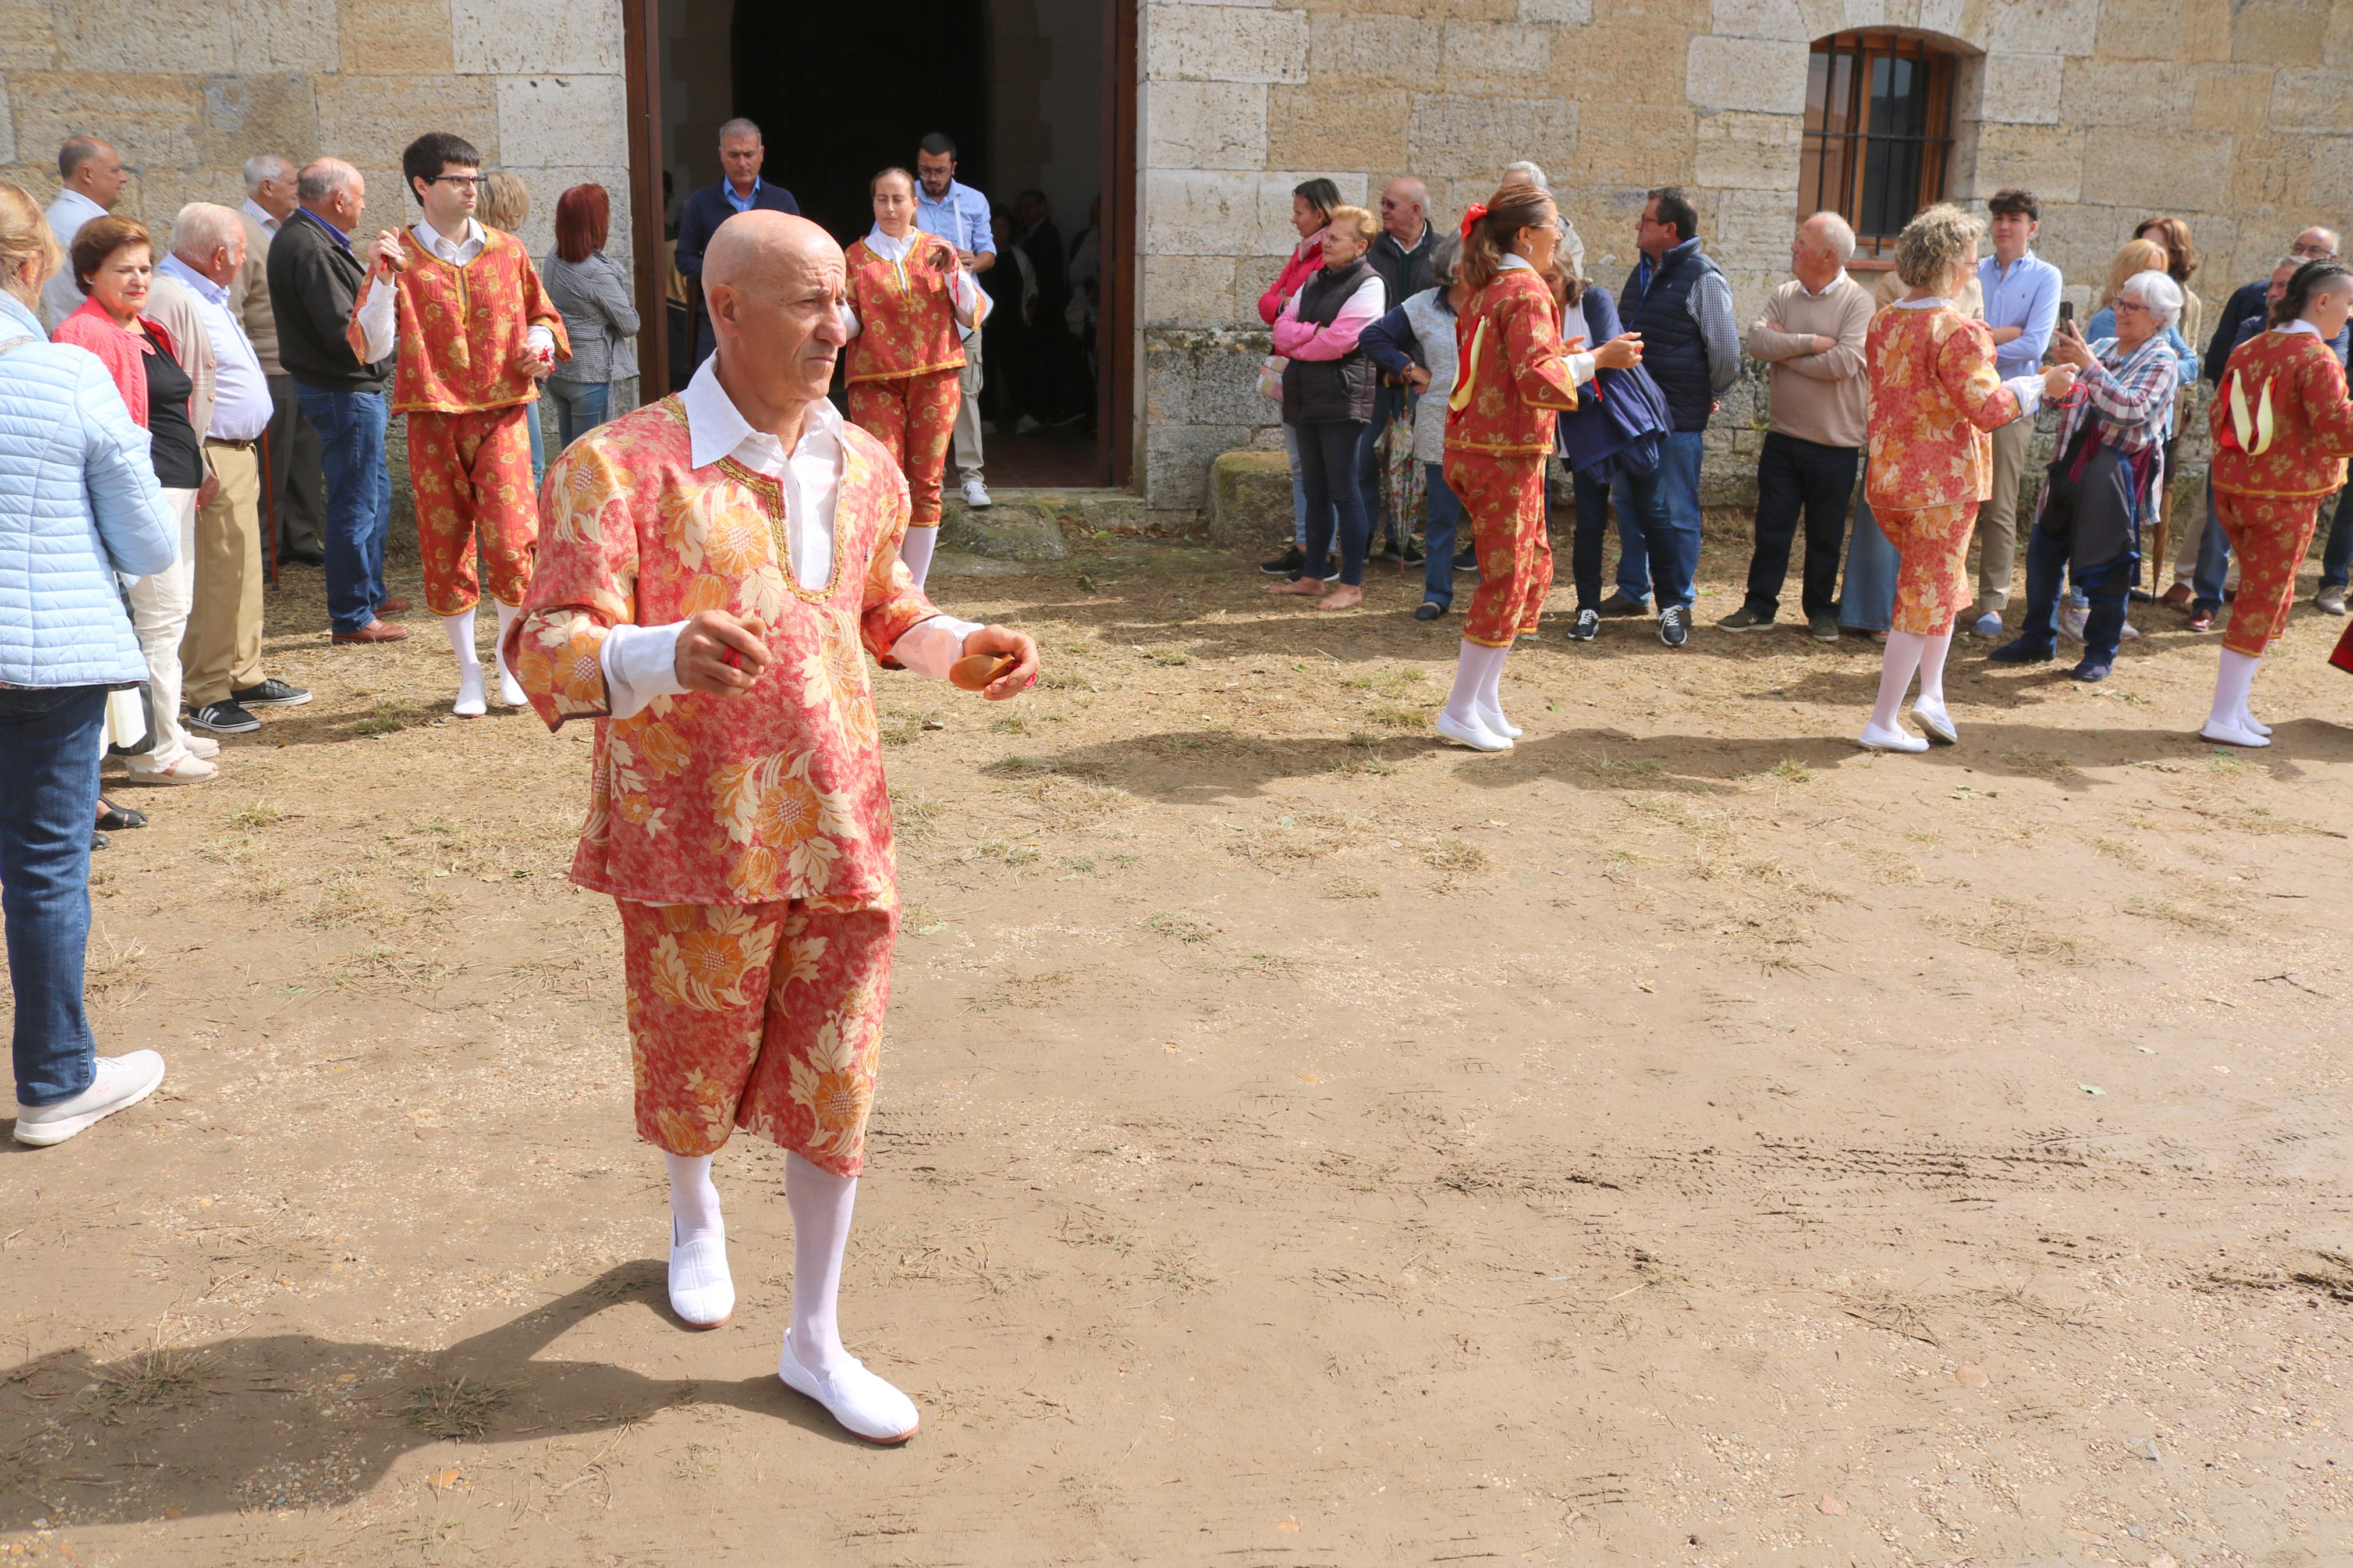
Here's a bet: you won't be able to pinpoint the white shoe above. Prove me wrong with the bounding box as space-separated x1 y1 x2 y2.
183 734 219 760
14 1051 165 1146
960 478 993 509
1858 722 1929 753
453 664 487 718
2057 605 2088 644
778 1338 918 1445
126 753 217 784
1910 699 1958 745
2200 717 2271 748
2120 620 2140 641
668 1217 734 1329
2238 704 2273 738
1474 703 1522 741
1435 710 1511 753
494 660 527 708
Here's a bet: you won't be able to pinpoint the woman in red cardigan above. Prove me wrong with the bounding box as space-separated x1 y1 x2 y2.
53 215 215 784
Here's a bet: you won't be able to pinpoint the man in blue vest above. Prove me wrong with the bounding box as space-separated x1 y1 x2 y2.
673 118 801 369
1598 186 1740 647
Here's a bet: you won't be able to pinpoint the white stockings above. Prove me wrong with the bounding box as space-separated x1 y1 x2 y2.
899 525 938 591
442 609 485 717
491 599 526 706
1438 640 1513 752
664 1151 733 1328
1862 630 1935 752
2201 648 2270 748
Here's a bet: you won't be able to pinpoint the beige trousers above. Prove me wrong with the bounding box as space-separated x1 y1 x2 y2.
1974 417 2033 611
950 330 984 484
180 443 264 708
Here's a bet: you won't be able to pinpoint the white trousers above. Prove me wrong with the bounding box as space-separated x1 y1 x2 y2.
123 486 199 774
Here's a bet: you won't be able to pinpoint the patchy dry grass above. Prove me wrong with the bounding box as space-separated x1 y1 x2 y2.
401 1377 514 1441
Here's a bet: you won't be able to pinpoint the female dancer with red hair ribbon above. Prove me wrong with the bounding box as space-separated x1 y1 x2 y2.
1434 183 1640 752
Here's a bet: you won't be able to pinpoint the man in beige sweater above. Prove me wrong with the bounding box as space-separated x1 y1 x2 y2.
1719 212 1876 640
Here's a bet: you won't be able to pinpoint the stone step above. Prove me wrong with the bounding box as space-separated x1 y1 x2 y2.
1206 448 1290 547
937 486 1145 560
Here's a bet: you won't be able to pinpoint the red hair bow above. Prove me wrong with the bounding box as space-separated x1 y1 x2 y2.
1458 204 1487 241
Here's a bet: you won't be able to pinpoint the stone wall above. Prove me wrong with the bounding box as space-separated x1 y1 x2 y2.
2 2 637 526
1137 0 2353 521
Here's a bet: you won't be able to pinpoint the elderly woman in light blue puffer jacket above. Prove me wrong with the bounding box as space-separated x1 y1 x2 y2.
0 180 179 1149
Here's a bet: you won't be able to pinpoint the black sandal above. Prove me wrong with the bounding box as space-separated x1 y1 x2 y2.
92 831 110 852
96 797 146 832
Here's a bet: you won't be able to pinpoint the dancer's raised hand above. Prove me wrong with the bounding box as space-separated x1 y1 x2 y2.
676 611 773 695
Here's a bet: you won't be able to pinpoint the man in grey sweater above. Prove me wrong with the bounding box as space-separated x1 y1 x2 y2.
1721 212 1875 639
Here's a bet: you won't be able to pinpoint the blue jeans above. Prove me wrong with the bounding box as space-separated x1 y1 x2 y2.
525 396 546 491
1563 470 1615 609
1421 462 1465 606
1610 432 1703 612
1 684 108 1107
2192 479 2234 612
2021 525 2134 666
548 380 611 450
294 385 391 634
2321 483 2353 589
1839 468 1899 631
1293 418 1371 586
1283 422 1331 550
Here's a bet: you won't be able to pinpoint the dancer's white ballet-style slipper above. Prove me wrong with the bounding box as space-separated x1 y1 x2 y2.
1910 699 1958 745
1475 702 1523 741
1436 711 1512 753
1858 722 1929 754
2199 717 2271 749
668 1217 734 1329
778 1338 919 1445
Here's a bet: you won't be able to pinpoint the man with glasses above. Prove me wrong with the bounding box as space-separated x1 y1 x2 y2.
912 133 998 510
353 131 568 718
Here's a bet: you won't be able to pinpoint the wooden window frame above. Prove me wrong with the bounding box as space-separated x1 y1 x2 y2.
1800 30 1956 265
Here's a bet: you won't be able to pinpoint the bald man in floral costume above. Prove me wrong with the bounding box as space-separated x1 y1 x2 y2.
506 210 1037 1444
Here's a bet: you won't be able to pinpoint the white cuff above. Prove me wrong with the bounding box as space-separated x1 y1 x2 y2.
953 269 985 330
2001 372 2045 418
526 324 555 358
1564 350 1597 387
840 303 862 339
357 275 396 364
600 621 688 721
889 614 985 680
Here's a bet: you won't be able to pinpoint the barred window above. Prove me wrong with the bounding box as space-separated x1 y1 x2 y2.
1799 31 1957 259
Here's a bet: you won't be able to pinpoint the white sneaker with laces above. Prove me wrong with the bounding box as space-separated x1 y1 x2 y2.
14 1051 166 1146
777 1338 919 1444
960 478 993 510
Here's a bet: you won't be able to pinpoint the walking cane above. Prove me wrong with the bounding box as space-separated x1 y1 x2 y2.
260 424 279 589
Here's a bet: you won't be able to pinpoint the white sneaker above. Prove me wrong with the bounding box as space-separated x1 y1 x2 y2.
2057 605 2088 644
14 1051 166 1146
453 664 487 718
778 1338 918 1445
1475 703 1522 740
126 753 217 784
668 1217 734 1329
960 478 992 509
183 734 220 760
1858 722 1929 753
1435 711 1511 753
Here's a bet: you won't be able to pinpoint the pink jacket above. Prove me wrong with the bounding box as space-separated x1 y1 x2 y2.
1257 232 1326 326
1272 270 1385 361
52 297 180 431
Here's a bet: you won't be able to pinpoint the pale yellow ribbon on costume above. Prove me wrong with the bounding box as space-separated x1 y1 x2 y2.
1449 318 1488 413
2227 369 2276 456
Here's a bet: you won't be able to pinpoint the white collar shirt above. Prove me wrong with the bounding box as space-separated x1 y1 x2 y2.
156 254 272 440
414 216 485 265
1801 269 1850 299
241 198 281 236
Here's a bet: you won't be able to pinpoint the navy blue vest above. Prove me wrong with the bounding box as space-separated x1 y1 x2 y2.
1622 237 1723 433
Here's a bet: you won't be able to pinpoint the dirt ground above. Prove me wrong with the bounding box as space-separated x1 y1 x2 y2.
4 521 2352 1567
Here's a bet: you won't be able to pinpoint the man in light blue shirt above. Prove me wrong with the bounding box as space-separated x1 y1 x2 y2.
1970 187 2063 635
914 132 998 509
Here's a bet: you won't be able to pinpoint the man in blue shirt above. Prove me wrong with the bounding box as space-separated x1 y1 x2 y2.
1970 188 2062 637
674 118 800 368
914 133 999 509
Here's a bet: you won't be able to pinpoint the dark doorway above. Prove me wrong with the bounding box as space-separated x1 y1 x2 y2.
731 1 990 246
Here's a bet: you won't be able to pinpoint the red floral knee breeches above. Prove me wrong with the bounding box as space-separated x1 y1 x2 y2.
408 405 538 615
1877 500 1978 637
1445 451 1553 649
848 369 961 529
2216 491 2321 658
617 898 896 1177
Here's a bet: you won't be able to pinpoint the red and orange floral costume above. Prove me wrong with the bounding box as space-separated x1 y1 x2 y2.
1864 304 2025 637
2201 329 2353 661
354 226 569 615
1443 265 1578 648
505 397 939 1175
844 232 968 531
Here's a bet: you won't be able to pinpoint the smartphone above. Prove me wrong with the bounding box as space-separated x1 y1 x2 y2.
2057 300 2075 328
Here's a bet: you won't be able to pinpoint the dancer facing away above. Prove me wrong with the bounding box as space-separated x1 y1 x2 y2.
1858 205 2076 753
505 210 1038 1444
1434 182 1638 752
2206 259 2353 745
843 166 986 591
353 131 568 718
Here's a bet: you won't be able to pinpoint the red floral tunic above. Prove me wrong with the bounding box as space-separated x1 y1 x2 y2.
1445 268 1578 456
844 233 967 383
1864 304 2023 510
359 227 570 415
507 397 941 909
2209 329 2353 500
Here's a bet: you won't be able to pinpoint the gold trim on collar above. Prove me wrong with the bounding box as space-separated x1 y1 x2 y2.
714 454 848 606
